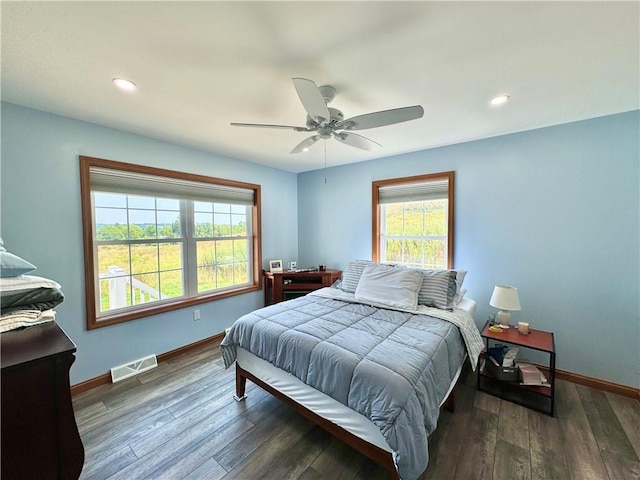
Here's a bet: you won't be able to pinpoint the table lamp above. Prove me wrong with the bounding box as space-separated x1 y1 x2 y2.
489 285 521 325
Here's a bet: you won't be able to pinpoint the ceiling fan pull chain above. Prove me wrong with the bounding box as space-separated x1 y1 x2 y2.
324 139 327 184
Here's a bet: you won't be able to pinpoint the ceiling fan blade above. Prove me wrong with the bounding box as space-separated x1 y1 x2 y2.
337 105 424 131
290 135 321 154
334 132 381 151
292 78 331 125
230 122 312 132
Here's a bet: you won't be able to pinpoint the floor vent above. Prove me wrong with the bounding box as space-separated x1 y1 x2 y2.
110 354 158 383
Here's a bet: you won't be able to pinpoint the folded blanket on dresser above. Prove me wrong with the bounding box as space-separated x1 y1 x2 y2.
221 286 482 480
1 287 65 314
0 309 56 333
1 275 64 332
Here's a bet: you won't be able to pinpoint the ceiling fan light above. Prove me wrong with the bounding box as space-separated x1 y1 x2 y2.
490 94 510 106
113 78 137 92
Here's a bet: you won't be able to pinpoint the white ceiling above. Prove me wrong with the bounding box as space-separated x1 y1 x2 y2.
2 2 638 173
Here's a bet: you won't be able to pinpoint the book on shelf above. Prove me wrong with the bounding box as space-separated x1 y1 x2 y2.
517 362 550 386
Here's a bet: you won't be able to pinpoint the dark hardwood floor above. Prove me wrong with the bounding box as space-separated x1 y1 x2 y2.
73 341 640 480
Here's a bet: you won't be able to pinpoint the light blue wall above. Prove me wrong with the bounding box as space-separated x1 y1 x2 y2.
2 102 638 389
1 102 298 384
298 111 640 388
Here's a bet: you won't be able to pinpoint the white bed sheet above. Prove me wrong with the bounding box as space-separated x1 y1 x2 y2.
236 297 477 454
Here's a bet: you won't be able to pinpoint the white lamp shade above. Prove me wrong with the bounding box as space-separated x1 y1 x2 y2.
489 285 521 311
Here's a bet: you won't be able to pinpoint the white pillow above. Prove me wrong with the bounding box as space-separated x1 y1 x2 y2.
355 263 423 311
453 270 467 303
454 287 468 305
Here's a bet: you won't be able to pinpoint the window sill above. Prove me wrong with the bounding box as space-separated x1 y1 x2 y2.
87 283 262 330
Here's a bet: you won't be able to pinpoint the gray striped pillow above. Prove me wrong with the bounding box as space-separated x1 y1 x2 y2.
340 260 375 293
417 269 458 309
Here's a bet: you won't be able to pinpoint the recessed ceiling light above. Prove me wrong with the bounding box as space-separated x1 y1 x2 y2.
490 94 510 107
113 78 137 92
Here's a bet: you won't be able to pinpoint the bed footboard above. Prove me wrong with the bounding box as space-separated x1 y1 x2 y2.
234 362 400 480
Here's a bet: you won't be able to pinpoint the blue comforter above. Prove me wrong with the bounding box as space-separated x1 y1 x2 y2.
221 290 470 480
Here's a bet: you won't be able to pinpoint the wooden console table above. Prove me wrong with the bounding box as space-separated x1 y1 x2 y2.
264 269 342 305
1 322 85 479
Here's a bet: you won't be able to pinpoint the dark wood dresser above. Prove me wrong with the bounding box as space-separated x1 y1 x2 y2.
263 269 342 305
1 321 84 479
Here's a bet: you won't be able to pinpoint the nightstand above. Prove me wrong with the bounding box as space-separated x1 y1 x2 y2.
477 321 556 416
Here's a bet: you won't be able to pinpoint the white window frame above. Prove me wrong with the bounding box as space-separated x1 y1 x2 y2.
379 201 449 269
80 156 262 330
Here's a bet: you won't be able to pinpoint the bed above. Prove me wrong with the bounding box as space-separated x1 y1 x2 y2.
221 261 483 480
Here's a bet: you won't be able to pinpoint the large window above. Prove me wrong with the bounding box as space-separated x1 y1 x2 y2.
80 156 262 329
372 171 454 269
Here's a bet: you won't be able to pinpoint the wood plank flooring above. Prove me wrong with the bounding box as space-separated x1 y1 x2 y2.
73 341 640 480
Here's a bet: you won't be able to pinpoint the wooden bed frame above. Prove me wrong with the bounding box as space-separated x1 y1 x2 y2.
234 362 457 479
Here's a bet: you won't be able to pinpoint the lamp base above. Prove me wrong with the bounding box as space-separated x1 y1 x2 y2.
496 310 512 325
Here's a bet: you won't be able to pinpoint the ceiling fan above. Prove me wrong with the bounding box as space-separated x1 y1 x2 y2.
231 78 424 154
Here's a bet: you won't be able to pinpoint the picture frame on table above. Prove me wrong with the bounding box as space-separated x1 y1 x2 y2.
269 259 283 273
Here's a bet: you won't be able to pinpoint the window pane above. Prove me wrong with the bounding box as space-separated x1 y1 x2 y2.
98 275 131 312
97 245 130 275
215 240 233 264
129 209 156 239
384 239 403 263
231 215 247 236
157 198 180 210
132 273 160 304
197 241 215 266
95 208 128 240
128 195 155 209
214 213 231 236
233 262 249 284
94 192 126 208
231 204 245 214
160 270 183 298
157 211 181 238
403 239 423 266
194 212 213 237
217 264 233 288
404 209 424 236
425 201 447 236
194 201 212 212
424 239 446 269
214 203 231 213
131 243 158 274
197 265 216 293
233 239 248 261
99 279 111 312
384 212 403 236
159 242 182 270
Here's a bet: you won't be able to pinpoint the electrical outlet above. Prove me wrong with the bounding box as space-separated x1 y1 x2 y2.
193 309 200 321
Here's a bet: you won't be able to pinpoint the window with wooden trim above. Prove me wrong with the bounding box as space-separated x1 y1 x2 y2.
372 171 454 269
80 156 262 330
